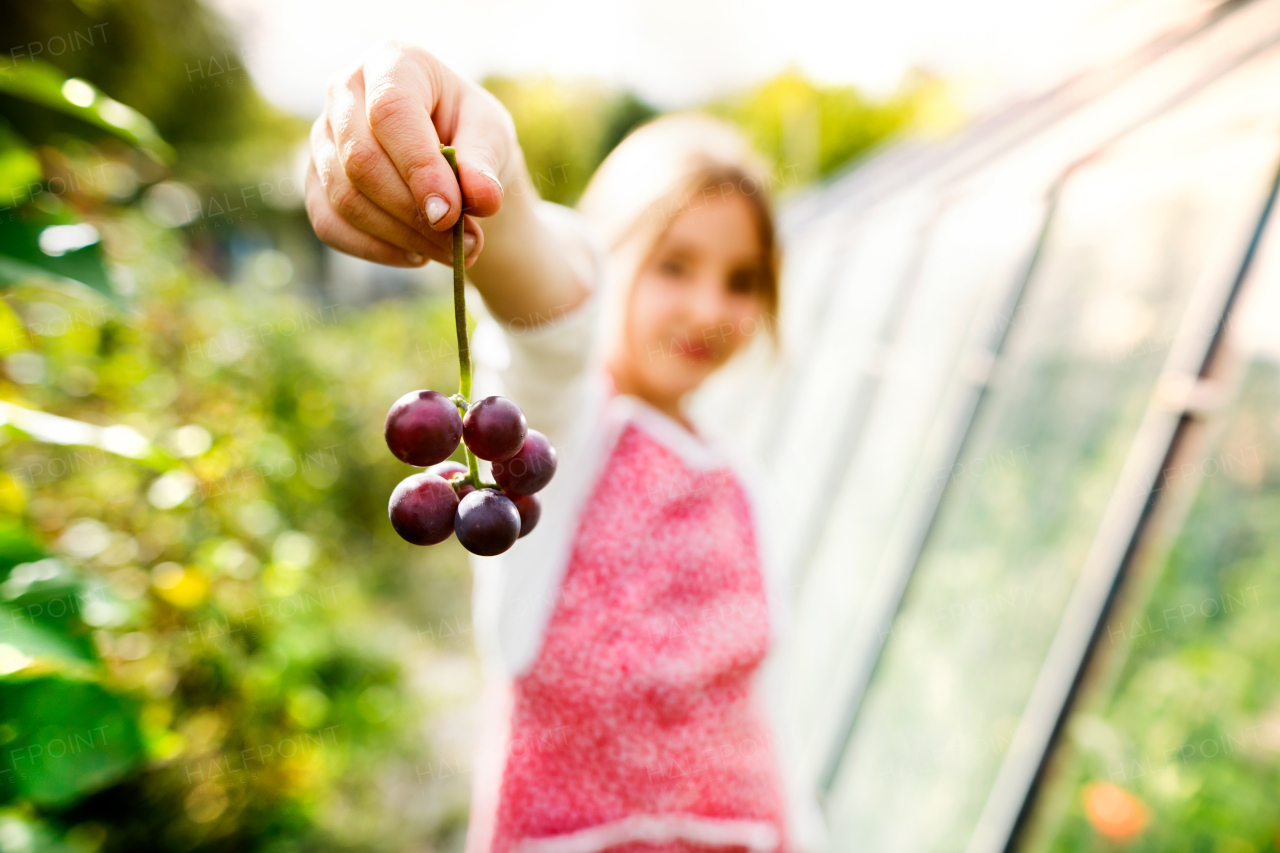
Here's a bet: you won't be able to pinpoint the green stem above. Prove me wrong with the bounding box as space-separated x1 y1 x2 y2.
440 146 481 488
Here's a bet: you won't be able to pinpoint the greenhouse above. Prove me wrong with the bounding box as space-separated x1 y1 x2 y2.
688 0 1280 849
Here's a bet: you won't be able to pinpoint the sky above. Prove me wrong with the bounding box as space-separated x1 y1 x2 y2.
206 0 1198 120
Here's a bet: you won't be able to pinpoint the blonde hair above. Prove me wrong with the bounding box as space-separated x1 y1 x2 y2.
577 113 780 338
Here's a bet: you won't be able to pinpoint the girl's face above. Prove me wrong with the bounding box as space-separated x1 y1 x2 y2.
609 191 769 418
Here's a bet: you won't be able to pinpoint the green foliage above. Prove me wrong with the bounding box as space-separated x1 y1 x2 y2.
706 68 942 185
1 241 478 849
0 210 111 298
0 58 173 163
1023 362 1280 852
0 119 43 206
1 0 308 250
1 0 292 150
0 679 145 806
483 76 658 206
0 48 172 299
484 69 932 207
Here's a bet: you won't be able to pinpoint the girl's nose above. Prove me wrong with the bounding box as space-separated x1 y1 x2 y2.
687 274 729 331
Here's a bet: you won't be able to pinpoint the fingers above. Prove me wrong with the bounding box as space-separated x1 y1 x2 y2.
311 115 452 260
361 43 462 231
309 42 504 270
448 84 509 219
307 162 429 267
325 65 430 234
306 159 485 268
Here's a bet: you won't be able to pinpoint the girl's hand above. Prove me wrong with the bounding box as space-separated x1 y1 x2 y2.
306 41 514 268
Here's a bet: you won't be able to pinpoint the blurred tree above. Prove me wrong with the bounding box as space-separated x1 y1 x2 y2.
0 0 300 160
707 68 946 185
485 69 940 208
0 0 311 287
483 76 658 207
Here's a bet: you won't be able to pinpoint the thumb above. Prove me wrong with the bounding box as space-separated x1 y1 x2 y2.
447 89 510 219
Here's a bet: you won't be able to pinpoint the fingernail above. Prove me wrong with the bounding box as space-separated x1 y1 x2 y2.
406 251 424 265
463 233 477 254
425 195 449 226
479 168 503 196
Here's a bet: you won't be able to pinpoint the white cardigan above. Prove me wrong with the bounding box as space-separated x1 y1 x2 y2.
463 201 828 853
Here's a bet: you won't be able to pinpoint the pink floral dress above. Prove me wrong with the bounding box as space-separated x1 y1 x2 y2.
486 419 789 853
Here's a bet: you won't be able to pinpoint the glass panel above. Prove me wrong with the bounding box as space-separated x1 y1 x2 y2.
1015 91 1280 850
765 194 935 558
781 186 1045 781
770 195 932 449
777 209 869 339
823 51 1280 853
1016 356 1280 853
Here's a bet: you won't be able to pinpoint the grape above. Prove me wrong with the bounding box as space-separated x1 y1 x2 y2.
384 390 462 466
388 473 458 545
462 396 528 461
428 460 473 498
429 460 468 481
510 493 541 538
492 429 557 495
454 489 521 556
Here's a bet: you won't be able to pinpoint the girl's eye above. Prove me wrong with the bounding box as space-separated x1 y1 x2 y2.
660 258 689 278
728 269 759 295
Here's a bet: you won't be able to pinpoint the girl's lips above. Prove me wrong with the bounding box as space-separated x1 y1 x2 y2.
683 342 713 362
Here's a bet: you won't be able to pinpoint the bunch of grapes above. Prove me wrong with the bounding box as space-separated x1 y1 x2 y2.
384 146 556 557
385 391 555 555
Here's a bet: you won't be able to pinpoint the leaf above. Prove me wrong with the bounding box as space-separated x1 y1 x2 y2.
0 678 144 806
0 401 168 469
0 519 45 578
0 524 99 675
0 119 42 206
0 210 114 301
0 59 174 164
0 814 77 853
0 620 96 680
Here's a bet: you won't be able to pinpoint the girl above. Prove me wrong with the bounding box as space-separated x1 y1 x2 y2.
306 41 825 853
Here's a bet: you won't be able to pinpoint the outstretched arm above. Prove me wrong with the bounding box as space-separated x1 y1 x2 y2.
306 41 591 327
